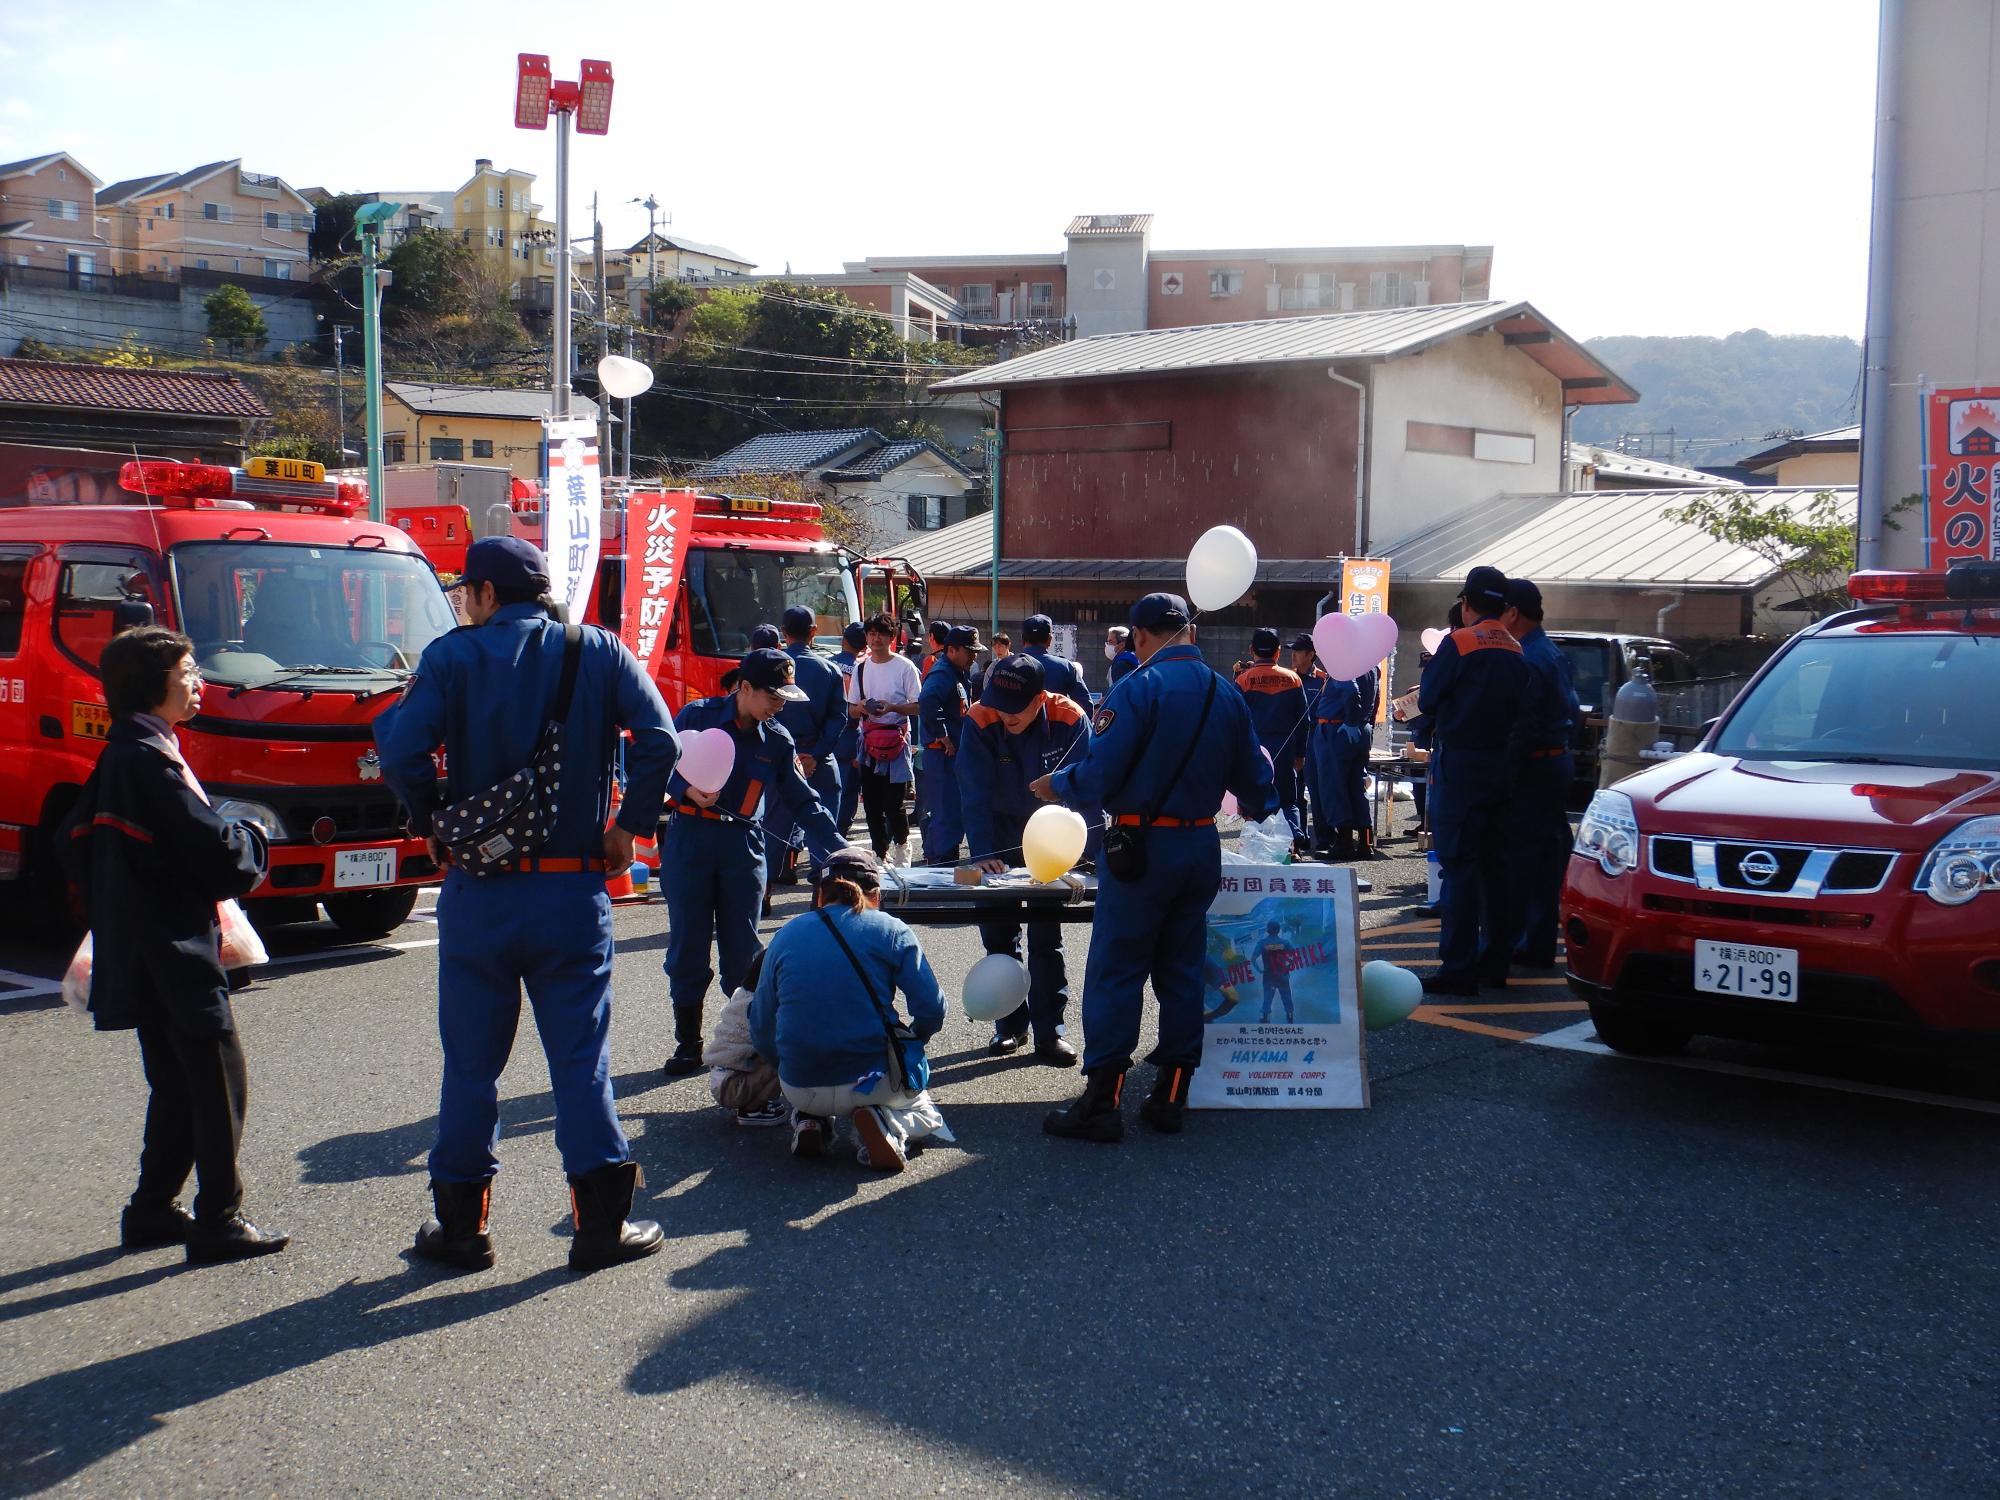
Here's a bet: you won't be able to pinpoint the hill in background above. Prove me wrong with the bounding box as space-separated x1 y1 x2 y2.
1572 329 1862 466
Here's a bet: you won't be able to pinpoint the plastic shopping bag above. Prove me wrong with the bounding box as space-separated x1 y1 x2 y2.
61 934 92 1016
217 899 268 972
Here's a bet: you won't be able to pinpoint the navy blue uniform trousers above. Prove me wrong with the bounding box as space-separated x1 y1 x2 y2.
1080 825 1221 1075
432 868 625 1181
920 749 964 864
976 819 1070 1042
662 812 766 1044
1429 746 1515 982
1506 752 1574 964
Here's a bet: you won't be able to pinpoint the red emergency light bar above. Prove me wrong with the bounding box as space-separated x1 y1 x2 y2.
118 461 365 516
694 493 822 523
1849 562 2000 602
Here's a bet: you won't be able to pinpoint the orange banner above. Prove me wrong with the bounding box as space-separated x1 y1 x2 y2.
1339 558 1392 722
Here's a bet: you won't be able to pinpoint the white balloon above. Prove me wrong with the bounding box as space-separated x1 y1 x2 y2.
963 953 1030 1022
1360 960 1424 1031
597 353 655 400
1185 525 1258 612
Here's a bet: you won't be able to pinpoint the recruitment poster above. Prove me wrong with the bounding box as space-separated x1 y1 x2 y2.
1191 863 1367 1110
542 415 603 623
623 490 695 675
1926 387 2000 565
1341 556 1392 722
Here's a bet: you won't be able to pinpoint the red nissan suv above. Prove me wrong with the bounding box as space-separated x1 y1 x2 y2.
1563 561 2000 1055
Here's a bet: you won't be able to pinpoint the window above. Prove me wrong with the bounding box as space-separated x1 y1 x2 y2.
1368 270 1402 308
682 548 859 659
56 167 66 182
232 259 242 272
263 259 290 279
1209 268 1243 297
461 229 472 244
959 283 994 314
160 201 174 219
0 550 32 656
471 439 494 459
487 186 502 210
203 202 231 223
906 495 948 531
384 437 407 463
1028 282 1054 313
429 437 465 462
194 258 210 270
265 211 284 229
46 199 79 221
55 555 158 673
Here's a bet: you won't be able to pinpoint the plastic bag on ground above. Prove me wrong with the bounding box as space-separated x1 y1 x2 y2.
1236 812 1296 865
61 934 92 1015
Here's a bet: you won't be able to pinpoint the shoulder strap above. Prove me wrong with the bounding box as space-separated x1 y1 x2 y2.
549 623 584 727
1137 663 1217 825
817 907 902 1041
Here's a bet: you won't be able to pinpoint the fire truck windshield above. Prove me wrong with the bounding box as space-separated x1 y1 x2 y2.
169 540 456 689
684 547 859 657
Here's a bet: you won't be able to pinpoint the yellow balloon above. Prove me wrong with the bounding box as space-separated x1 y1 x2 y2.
1022 804 1088 883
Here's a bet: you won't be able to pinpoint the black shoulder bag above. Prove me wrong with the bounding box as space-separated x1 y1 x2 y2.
816 908 930 1095
430 623 584 876
1100 666 1217 883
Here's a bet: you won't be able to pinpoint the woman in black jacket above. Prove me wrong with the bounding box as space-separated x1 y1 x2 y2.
58 627 288 1263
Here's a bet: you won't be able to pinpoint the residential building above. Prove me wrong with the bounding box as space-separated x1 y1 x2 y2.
447 159 556 302
0 153 110 280
0 357 270 464
692 428 986 549
1736 424 1860 488
97 160 315 287
734 270 960 342
382 382 602 483
1567 443 1725 491
826 213 1494 340
602 231 755 318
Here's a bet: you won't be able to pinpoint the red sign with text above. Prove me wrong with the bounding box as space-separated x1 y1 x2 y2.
1927 387 2000 565
623 490 695 675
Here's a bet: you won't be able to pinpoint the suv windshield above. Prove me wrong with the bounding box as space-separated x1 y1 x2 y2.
683 546 858 657
1557 639 1613 712
1712 630 2000 770
171 540 456 689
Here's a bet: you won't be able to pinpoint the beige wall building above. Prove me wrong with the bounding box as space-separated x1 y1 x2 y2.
1738 425 1860 490
98 161 314 282
383 382 602 482
0 153 110 277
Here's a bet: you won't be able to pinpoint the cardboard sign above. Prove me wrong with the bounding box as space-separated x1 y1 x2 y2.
1926 387 2000 565
1192 863 1367 1110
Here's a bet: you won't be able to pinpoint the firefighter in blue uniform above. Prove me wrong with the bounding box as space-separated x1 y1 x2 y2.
1499 578 1579 967
958 653 1091 1065
1310 654 1379 861
764 604 846 885
1288 633 1326 846
1417 566 1529 996
832 620 866 836
1033 593 1275 1141
1021 613 1093 715
1234 627 1310 849
660 648 847 1075
376 536 678 1273
917 624 979 863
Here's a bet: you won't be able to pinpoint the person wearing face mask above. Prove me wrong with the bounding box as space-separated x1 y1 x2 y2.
1105 625 1138 686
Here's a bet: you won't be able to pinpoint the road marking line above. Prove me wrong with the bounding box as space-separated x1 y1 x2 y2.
1409 1006 1537 1042
1427 1001 1589 1016
1530 1020 2000 1115
258 937 439 972
0 966 61 999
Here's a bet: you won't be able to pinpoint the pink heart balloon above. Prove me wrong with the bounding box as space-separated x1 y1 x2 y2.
1353 612 1399 668
1310 612 1358 675
678 725 736 795
1221 791 1240 817
1421 627 1447 654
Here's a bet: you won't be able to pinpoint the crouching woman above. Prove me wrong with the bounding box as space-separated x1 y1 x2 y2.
748 847 944 1171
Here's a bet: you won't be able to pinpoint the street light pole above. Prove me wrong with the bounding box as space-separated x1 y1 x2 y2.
517 55 613 424
353 203 401 523
552 107 572 418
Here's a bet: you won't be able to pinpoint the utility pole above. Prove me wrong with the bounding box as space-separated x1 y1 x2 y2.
353 203 400 522
622 325 635 479
330 325 350 464
593 199 612 469
630 194 661 299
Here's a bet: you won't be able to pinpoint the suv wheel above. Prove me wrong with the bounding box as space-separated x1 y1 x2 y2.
323 888 419 940
1588 1000 1692 1056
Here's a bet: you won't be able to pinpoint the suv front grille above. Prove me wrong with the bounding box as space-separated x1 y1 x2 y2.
211 784 409 844
1647 836 1897 900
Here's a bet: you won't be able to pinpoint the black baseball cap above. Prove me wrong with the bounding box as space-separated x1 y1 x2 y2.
1459 566 1509 614
736 647 809 700
1287 632 1315 652
460 536 550 593
981 652 1046 714
1130 592 1190 632
842 620 867 648
819 845 882 887
945 624 982 651
1504 578 1544 614
1021 613 1054 642
749 623 781 649
781 605 817 637
1251 627 1280 655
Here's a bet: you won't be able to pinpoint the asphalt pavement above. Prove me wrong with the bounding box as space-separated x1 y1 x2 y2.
2 807 1997 1498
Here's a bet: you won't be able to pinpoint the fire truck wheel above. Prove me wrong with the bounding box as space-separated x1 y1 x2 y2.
1587 999 1692 1057
323 887 420 940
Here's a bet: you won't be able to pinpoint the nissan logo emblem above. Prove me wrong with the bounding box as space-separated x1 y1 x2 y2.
1737 849 1781 886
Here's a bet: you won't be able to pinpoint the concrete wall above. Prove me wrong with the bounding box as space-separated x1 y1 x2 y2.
1063 230 1149 337
1365 331 1565 547
0 280 318 355
1877 0 2000 565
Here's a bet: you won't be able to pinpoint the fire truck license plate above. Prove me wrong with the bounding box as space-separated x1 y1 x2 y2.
1693 940 1798 1002
334 848 397 888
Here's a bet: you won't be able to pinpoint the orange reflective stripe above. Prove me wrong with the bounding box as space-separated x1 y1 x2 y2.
738 779 764 819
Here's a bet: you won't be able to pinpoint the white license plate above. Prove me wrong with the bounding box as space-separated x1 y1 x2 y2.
334 847 398 889
1693 940 1799 1002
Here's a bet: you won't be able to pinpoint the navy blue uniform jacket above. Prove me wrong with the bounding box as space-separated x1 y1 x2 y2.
957 691 1093 856
669 696 843 861
780 643 846 763
1416 619 1528 752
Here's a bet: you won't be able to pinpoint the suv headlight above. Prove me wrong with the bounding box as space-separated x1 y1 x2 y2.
1915 817 2000 906
1574 789 1640 877
213 797 289 842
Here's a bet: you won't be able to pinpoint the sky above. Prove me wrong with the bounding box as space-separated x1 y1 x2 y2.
0 0 1880 342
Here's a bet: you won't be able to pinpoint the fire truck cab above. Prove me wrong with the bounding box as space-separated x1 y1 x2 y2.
0 459 457 938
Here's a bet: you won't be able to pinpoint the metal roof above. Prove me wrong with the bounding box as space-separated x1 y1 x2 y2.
691 428 882 479
890 512 1330 585
931 300 1637 405
1375 485 1858 590
626 231 754 267
385 382 600 422
1740 424 1862 471
1573 443 1719 487
1065 214 1153 237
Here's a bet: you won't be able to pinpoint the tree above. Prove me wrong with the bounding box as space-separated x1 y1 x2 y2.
380 229 528 371
1668 489 1915 619
308 193 365 262
203 284 267 354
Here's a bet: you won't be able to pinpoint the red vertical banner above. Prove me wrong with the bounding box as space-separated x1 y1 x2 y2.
1927 388 2000 566
624 490 695 676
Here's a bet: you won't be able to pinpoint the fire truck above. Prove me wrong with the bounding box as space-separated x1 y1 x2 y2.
0 457 457 938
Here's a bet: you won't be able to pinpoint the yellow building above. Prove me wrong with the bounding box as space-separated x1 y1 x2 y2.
1737 425 1861 489
383 382 603 482
450 158 556 303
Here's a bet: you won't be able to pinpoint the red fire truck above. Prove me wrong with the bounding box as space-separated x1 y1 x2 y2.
0 458 457 938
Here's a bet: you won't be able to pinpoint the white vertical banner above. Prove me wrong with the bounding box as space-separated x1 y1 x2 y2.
542 416 602 622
